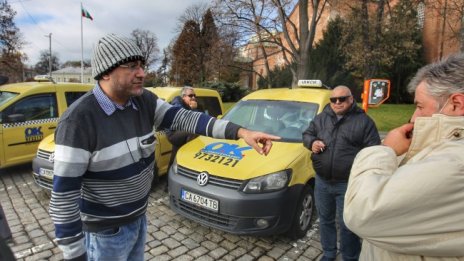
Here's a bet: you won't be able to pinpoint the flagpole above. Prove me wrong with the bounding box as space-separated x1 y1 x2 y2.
80 2 84 83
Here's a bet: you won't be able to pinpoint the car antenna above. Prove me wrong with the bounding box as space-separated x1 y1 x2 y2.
47 76 56 84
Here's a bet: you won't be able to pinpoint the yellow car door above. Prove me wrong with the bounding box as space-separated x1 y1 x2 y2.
1 93 58 167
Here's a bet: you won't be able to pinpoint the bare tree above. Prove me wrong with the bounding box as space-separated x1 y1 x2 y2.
213 0 282 88
131 29 160 70
62 60 90 68
177 3 210 31
34 50 60 75
427 0 464 55
214 0 329 87
156 48 170 86
276 0 330 86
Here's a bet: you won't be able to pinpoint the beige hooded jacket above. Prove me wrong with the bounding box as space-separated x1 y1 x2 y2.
344 114 464 261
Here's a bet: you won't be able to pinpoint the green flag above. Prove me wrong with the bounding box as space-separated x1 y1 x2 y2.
81 6 93 21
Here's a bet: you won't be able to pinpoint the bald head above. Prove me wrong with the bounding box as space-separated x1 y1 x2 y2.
330 85 354 115
332 86 352 96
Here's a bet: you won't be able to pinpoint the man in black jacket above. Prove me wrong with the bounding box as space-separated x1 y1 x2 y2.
167 85 198 168
303 85 380 261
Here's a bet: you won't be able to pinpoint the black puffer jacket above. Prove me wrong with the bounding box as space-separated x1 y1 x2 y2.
302 102 380 182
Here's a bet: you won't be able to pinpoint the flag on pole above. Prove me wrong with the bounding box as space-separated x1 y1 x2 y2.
81 6 93 20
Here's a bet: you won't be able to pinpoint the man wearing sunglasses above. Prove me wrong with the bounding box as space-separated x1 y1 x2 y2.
344 53 464 260
49 34 279 261
167 85 199 169
303 86 380 261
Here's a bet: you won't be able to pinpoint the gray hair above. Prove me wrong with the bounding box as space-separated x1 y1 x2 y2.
181 86 194 96
408 52 464 106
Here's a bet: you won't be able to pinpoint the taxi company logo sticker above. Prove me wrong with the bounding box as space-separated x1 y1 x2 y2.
202 142 252 160
25 127 43 142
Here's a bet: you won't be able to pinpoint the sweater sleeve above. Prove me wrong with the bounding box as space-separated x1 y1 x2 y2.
49 118 90 260
154 98 241 140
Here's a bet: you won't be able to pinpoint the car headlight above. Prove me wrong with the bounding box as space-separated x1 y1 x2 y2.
242 170 291 193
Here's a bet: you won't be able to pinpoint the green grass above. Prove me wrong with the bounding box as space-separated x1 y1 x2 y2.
223 102 415 132
365 104 415 132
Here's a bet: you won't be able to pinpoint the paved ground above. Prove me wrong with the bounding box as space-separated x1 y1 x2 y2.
0 163 341 261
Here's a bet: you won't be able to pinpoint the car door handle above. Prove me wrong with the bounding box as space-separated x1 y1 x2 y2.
48 126 56 130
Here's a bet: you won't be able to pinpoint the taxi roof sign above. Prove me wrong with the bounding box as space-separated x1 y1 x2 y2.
297 79 322 88
33 75 56 83
34 75 50 81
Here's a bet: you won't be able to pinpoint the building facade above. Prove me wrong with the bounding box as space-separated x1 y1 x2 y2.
52 67 95 84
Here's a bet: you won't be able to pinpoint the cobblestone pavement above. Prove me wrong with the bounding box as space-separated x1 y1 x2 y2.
0 163 337 261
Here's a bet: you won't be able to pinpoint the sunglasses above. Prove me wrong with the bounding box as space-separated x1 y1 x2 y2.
330 95 351 103
186 94 196 98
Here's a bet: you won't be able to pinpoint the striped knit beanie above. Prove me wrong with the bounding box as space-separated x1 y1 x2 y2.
91 33 145 80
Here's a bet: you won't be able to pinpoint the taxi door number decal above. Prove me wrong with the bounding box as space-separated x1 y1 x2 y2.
193 142 252 167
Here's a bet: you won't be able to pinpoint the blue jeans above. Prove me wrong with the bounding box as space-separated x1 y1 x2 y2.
85 214 147 261
315 176 360 261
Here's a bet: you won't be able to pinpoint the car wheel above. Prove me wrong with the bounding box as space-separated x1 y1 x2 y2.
287 184 315 239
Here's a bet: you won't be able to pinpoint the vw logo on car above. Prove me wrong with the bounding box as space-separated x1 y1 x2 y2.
197 172 209 186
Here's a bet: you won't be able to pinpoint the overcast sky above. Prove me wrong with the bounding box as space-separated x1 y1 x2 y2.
11 0 211 67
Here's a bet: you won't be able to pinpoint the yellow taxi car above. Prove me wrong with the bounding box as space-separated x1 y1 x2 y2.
32 87 224 190
168 80 332 239
0 81 93 168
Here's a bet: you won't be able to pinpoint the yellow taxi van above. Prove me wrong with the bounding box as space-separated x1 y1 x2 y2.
0 81 92 168
32 86 224 190
168 80 332 239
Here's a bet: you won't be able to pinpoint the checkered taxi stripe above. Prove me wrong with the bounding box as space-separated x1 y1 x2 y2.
2 118 59 128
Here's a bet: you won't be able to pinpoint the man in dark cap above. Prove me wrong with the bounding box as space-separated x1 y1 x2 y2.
49 33 279 261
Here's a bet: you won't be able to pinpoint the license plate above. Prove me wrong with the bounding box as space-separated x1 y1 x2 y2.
181 189 219 212
39 168 54 180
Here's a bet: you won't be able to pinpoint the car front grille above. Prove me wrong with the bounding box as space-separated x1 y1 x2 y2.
37 149 54 162
32 172 53 190
170 196 239 229
177 165 243 190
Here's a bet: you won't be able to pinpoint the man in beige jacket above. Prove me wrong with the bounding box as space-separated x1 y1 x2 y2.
344 52 464 260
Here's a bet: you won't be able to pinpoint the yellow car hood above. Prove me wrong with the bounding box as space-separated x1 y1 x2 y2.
38 134 56 152
176 136 309 180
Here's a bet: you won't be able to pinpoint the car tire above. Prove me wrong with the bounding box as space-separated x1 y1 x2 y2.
287 184 316 239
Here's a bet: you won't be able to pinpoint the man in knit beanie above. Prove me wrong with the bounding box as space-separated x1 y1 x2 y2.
49 33 279 260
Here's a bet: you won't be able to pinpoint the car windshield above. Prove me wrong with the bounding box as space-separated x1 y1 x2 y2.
223 100 319 142
0 91 18 107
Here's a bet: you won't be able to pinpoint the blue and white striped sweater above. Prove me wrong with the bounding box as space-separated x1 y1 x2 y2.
49 87 240 259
